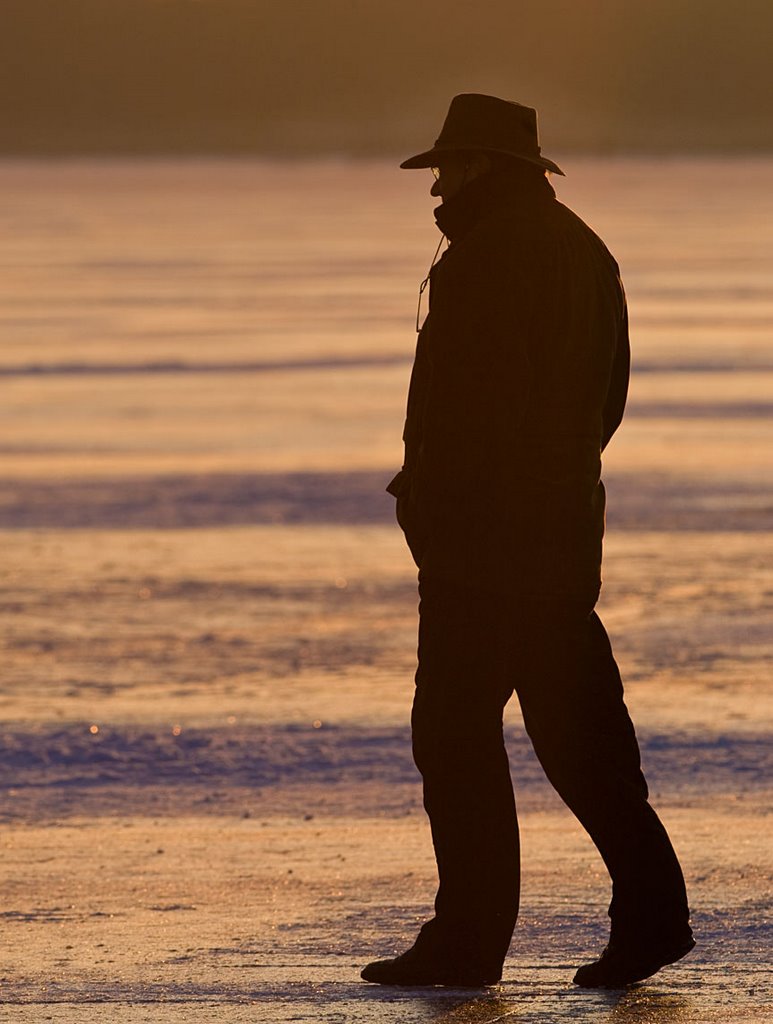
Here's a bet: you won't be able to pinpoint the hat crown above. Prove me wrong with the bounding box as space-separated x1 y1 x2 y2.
436 94 541 157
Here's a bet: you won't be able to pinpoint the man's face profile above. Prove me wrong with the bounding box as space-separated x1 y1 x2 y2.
430 152 491 201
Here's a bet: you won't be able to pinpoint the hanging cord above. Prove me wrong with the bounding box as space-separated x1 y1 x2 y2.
415 233 448 332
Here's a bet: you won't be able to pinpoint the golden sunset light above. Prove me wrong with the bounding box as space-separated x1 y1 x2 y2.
0 3 771 1021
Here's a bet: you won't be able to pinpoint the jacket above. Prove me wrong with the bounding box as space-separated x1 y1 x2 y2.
387 168 630 601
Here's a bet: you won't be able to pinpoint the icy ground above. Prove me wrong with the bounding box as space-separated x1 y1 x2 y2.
1 526 771 1023
1 158 772 1021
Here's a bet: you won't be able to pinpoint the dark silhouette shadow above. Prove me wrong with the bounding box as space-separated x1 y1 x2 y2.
602 987 694 1022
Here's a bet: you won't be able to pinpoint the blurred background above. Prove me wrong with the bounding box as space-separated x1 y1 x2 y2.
2 0 772 156
2 0 772 848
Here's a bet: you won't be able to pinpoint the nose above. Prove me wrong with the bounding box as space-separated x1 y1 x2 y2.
430 178 442 197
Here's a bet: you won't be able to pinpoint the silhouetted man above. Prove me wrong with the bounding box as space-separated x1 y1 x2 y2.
361 94 694 989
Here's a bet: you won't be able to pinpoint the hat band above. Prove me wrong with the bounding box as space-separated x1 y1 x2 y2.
432 135 542 160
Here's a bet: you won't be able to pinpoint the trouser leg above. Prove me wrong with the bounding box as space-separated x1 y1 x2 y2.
514 607 691 945
411 581 519 972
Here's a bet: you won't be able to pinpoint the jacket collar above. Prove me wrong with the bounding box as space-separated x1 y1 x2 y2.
434 167 556 243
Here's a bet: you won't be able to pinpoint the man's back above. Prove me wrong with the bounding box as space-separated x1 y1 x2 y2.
400 169 630 599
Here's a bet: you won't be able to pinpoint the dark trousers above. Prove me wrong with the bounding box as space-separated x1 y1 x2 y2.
411 579 691 974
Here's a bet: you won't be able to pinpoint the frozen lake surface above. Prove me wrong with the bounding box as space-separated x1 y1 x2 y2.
0 158 771 1021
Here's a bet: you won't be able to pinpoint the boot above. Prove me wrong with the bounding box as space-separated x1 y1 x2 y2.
573 934 695 988
361 921 502 988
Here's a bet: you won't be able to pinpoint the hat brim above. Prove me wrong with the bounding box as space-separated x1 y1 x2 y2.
400 145 565 176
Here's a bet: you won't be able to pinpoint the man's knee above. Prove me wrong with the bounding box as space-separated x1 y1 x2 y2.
411 692 505 779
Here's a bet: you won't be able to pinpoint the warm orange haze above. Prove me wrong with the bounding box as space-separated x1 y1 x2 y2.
2 0 772 155
0 155 771 1018
1 2 772 1016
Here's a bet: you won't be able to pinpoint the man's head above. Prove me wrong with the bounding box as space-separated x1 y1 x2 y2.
400 93 564 183
429 150 549 202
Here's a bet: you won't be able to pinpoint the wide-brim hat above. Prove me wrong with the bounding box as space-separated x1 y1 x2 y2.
400 93 564 176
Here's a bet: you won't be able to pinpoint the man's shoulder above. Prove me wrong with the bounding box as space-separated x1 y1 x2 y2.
479 197 619 274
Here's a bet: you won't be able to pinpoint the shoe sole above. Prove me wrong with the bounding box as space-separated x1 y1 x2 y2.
361 971 499 988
